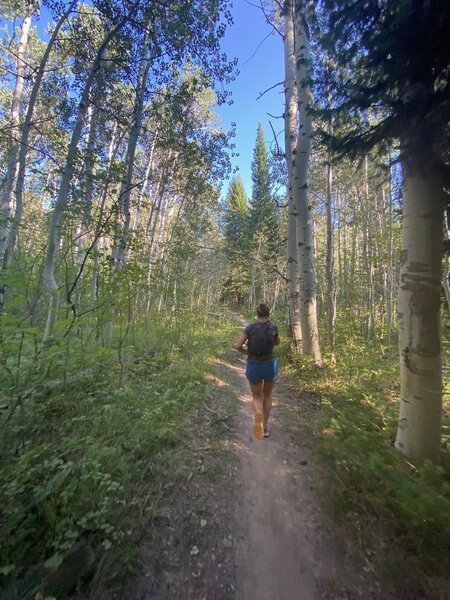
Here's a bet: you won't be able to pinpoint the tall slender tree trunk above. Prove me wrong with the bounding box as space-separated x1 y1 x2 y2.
442 208 450 312
284 0 302 350
43 11 135 344
77 103 98 254
386 156 394 344
395 158 444 463
112 23 153 268
6 0 78 272
292 0 322 364
326 148 336 349
133 132 158 231
0 1 35 286
363 156 376 339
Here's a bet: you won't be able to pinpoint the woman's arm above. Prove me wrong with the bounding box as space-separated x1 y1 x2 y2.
234 333 248 353
274 333 281 346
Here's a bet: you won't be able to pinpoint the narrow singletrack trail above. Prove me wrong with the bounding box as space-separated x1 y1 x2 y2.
216 353 382 600
119 337 389 599
226 357 331 599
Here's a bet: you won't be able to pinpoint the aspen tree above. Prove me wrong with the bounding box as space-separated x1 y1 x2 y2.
6 1 78 274
111 20 154 268
0 0 35 285
284 0 302 350
293 0 322 364
325 136 335 350
319 0 449 461
395 156 444 463
43 6 139 343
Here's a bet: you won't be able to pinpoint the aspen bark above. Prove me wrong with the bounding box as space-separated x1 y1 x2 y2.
395 160 443 463
7 0 78 270
43 11 134 343
386 170 394 344
283 0 302 350
293 0 322 364
112 23 153 268
133 132 158 231
0 1 34 277
363 156 376 339
326 147 336 349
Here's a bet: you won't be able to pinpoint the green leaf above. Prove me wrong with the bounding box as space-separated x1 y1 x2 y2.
44 553 64 570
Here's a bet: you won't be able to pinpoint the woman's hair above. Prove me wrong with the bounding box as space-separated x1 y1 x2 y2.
256 303 271 318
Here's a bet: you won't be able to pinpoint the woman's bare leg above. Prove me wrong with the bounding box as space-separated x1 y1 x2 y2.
249 382 263 415
249 381 264 438
262 380 274 426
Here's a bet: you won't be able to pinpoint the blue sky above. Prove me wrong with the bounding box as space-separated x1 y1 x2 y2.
34 1 283 200
217 0 284 199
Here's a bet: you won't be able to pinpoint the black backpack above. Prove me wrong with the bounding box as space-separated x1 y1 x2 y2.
248 322 275 357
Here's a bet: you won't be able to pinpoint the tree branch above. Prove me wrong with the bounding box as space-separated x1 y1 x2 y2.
268 120 284 157
194 245 290 282
256 81 284 101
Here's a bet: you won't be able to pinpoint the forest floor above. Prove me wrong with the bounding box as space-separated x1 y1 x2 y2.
110 347 407 600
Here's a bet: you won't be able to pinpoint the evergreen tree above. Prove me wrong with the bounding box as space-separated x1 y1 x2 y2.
222 174 249 304
224 174 249 250
249 123 279 256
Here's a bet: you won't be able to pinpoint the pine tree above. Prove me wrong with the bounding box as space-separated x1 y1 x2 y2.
249 123 279 256
224 174 249 251
222 174 249 304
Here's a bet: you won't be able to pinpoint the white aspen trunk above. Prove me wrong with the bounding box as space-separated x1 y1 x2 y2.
442 265 450 312
0 1 34 276
89 122 119 313
342 198 349 308
284 1 302 350
386 159 394 344
272 273 281 312
395 161 443 463
337 190 344 303
326 149 336 349
6 0 78 271
79 104 97 245
293 0 321 364
112 24 153 267
363 157 376 339
148 181 169 263
133 133 158 231
443 212 450 312
43 13 133 344
349 194 358 311
74 104 96 278
146 154 175 250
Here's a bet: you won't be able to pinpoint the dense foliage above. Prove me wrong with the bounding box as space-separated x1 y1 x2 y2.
0 0 237 592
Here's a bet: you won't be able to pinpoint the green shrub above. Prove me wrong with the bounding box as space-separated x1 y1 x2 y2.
282 335 450 575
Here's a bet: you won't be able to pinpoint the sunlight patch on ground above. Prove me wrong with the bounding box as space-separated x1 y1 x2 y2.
204 374 228 387
228 439 248 452
238 392 252 404
218 361 245 376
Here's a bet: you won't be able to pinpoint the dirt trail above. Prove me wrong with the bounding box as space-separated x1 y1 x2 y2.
118 346 388 599
228 357 332 599
219 354 380 600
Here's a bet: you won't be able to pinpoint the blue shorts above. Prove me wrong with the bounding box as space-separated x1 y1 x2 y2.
245 360 278 385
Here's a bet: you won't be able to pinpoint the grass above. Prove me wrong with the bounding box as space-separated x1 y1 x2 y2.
0 309 239 598
277 331 450 594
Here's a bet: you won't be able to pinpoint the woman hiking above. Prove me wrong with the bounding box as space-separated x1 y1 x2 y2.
234 303 280 439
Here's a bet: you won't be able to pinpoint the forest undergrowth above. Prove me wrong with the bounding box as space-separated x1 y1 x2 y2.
2 304 449 598
278 316 450 596
0 311 238 598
